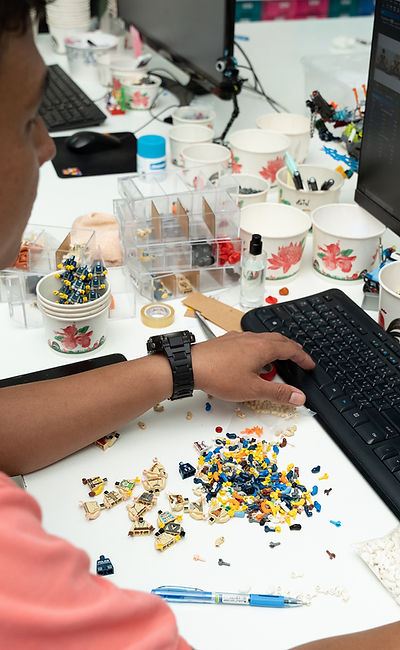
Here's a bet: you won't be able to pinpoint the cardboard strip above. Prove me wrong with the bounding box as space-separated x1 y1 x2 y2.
182 292 244 332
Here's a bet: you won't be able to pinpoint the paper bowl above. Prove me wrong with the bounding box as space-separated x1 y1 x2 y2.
122 74 161 110
240 202 311 280
276 165 344 213
39 303 109 354
169 124 214 167
256 113 311 163
312 203 386 281
229 129 289 185
172 105 216 128
379 261 400 335
36 272 110 311
181 143 231 186
230 173 270 208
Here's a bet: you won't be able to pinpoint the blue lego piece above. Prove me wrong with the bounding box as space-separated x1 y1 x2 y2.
226 433 236 439
304 505 313 517
264 525 275 533
205 402 212 411
311 465 321 474
234 510 245 518
321 146 359 171
179 461 196 479
311 485 318 496
96 554 114 576
314 500 321 513
272 445 280 455
330 519 342 527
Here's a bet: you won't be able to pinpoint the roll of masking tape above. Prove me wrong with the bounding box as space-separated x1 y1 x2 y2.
141 302 175 328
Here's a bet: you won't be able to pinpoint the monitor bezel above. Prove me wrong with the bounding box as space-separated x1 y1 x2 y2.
117 0 236 94
355 0 400 236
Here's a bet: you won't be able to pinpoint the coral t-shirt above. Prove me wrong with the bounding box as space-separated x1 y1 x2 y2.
0 472 190 650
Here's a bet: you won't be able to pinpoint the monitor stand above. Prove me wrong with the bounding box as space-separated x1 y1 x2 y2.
158 74 209 106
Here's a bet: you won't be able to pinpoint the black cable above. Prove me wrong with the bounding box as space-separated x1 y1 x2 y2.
234 41 288 113
134 102 179 135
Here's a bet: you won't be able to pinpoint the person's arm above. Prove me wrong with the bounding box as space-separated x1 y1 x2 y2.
1 331 314 476
291 621 400 650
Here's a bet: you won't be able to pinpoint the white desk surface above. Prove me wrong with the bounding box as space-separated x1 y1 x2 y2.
4 17 400 650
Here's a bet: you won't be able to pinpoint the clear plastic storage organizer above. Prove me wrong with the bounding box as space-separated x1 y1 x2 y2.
114 169 242 301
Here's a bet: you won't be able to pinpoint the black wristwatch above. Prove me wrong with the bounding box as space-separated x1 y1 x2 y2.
146 330 196 400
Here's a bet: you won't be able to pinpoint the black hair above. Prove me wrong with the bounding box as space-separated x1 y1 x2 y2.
0 1 48 39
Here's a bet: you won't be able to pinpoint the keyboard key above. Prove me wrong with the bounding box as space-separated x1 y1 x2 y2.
322 384 343 400
384 456 400 473
382 407 400 430
374 445 399 460
355 422 386 445
332 396 355 412
309 366 331 388
343 409 368 427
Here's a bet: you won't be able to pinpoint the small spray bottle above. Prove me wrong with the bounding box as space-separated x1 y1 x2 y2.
240 234 266 308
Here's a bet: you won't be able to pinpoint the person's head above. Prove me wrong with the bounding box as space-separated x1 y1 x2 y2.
0 1 55 269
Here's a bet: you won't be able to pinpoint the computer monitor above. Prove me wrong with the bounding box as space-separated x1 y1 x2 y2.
117 0 236 99
355 0 400 236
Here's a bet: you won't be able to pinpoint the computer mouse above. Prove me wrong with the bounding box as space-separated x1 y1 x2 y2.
66 131 121 154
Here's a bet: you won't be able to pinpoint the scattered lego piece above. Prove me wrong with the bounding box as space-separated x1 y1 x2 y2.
128 517 155 537
186 411 193 420
103 490 123 509
96 555 114 576
289 524 302 531
94 432 120 450
330 520 341 527
208 506 231 525
157 510 176 528
269 541 281 548
186 500 207 520
138 420 146 430
314 501 322 512
205 402 212 411
326 550 336 560
218 558 230 566
82 476 108 498
311 465 321 474
179 461 196 479
127 491 158 521
279 437 287 448
234 407 246 418
242 399 296 417
154 522 185 552
194 440 211 454
311 486 318 496
265 295 278 304
168 494 188 512
215 426 223 434
215 536 225 547
80 500 105 520
143 458 167 491
241 425 263 438
279 287 289 296
318 473 329 480
193 554 206 562
115 479 139 499
153 403 164 412
324 488 332 496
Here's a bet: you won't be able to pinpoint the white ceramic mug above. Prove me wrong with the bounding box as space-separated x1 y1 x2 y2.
240 202 311 280
228 129 289 184
256 113 311 163
379 261 400 337
169 125 214 167
312 203 386 281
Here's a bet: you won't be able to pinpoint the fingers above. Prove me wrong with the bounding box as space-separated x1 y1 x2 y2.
258 333 315 370
255 377 306 406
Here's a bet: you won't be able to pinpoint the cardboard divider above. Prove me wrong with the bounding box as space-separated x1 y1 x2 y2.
202 198 216 237
182 291 244 332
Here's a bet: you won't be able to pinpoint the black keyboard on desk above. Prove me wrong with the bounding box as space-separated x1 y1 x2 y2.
241 288 400 519
39 64 107 132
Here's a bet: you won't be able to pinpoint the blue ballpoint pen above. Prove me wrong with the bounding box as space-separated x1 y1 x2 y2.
151 586 303 608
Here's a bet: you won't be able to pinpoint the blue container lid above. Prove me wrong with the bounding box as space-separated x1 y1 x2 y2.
137 134 166 159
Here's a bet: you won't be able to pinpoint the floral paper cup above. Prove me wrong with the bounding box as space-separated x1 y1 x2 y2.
172 105 216 128
276 165 344 213
230 173 270 208
181 143 231 186
240 203 311 280
379 261 400 337
312 203 386 281
39 303 109 354
229 129 289 185
123 74 161 110
169 124 214 167
256 113 311 164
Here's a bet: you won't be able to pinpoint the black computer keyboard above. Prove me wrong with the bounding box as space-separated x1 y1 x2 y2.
241 288 400 519
39 64 107 132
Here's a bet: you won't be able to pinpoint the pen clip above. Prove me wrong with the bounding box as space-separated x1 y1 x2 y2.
154 585 204 593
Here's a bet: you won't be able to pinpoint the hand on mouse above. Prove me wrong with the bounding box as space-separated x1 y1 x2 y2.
191 330 315 405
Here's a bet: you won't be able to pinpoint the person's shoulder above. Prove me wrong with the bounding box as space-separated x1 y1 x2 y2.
0 471 41 521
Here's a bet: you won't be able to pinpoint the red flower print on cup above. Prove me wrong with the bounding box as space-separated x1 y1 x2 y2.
259 156 285 183
317 241 357 273
267 240 305 274
132 91 149 107
54 324 93 350
230 151 242 173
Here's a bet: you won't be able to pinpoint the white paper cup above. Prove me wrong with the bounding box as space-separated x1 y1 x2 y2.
276 165 344 213
256 113 311 163
47 22 91 55
229 129 289 185
36 272 110 312
122 74 161 110
169 125 214 167
65 32 118 84
39 303 109 354
312 203 386 281
181 143 231 186
379 261 400 336
230 173 270 208
240 203 311 280
38 295 111 318
172 105 216 129
110 56 150 86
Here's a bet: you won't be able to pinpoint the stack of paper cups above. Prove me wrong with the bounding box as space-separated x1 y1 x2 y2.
46 0 91 54
36 272 111 355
